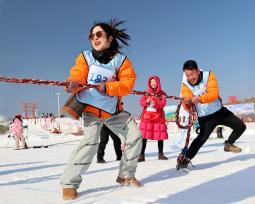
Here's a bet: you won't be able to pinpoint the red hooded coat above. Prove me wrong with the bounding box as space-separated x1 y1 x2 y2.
139 76 168 140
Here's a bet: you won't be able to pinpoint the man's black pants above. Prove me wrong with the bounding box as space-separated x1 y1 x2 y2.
186 107 246 160
97 125 122 161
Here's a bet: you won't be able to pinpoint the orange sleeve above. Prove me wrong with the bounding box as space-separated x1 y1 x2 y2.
105 57 136 96
180 83 193 111
200 71 220 103
67 53 89 94
68 53 88 82
181 83 193 98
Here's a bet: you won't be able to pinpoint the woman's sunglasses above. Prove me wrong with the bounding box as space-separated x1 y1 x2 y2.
88 31 105 40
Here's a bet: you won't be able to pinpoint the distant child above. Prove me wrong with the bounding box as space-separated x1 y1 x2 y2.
11 114 27 150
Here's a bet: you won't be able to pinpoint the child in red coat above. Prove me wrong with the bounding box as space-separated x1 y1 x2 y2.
138 76 168 161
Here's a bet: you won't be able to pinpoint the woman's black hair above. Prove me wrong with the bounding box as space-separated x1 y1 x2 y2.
89 18 130 53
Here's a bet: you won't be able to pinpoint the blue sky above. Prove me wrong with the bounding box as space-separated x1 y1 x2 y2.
0 0 255 117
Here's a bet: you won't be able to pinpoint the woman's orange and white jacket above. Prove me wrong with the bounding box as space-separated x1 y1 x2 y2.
181 71 222 117
67 51 136 119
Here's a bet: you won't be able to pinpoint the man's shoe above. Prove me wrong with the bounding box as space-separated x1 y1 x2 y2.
158 153 168 160
176 154 190 171
97 158 106 163
138 154 145 162
224 142 242 153
63 188 77 200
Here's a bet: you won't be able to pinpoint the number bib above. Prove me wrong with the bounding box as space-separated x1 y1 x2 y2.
88 64 116 85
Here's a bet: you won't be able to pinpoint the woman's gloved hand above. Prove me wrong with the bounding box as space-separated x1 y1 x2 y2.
98 82 106 94
65 80 80 93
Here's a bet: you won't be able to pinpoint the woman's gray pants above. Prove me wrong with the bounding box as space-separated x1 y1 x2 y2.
61 112 142 189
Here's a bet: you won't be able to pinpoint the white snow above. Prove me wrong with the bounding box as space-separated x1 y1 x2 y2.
0 119 255 204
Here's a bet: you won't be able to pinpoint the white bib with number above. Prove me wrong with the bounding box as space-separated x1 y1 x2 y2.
88 64 116 85
76 50 126 114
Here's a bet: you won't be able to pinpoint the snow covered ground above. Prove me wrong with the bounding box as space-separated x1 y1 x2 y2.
0 119 255 204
